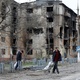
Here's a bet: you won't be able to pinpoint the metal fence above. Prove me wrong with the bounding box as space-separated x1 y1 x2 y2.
0 57 78 73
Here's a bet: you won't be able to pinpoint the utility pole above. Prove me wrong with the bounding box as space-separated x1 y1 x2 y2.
76 0 80 62
77 0 80 45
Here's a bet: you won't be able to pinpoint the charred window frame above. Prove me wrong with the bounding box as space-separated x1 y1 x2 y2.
73 31 76 37
1 49 5 55
64 27 69 38
46 27 53 33
13 27 17 33
1 25 6 31
26 39 33 55
12 17 17 24
12 7 17 24
46 27 53 38
12 38 16 45
1 37 5 42
73 46 76 52
46 7 53 12
27 28 32 33
12 7 17 16
12 47 17 55
50 38 53 49
64 40 69 48
33 28 43 34
27 8 33 13
60 27 63 39
27 48 33 55
1 2 6 20
27 17 32 22
72 21 76 30
28 39 33 44
47 17 53 22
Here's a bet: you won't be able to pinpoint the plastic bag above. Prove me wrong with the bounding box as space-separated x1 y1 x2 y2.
43 61 54 70
14 62 17 68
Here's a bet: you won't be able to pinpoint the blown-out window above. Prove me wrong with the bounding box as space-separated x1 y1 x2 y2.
47 17 53 22
1 37 5 42
1 49 5 55
27 8 33 13
1 2 6 19
47 7 53 12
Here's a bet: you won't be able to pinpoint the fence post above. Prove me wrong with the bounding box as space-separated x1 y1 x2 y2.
0 62 4 73
10 61 14 72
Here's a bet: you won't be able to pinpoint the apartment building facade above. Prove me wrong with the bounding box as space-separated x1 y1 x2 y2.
0 0 77 60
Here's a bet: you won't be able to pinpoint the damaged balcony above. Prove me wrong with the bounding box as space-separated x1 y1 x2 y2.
64 11 71 18
64 22 69 27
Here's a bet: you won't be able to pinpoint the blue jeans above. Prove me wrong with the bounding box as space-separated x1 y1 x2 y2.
15 61 22 70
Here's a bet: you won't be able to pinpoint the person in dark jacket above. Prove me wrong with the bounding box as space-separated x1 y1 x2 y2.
52 47 62 74
15 50 23 70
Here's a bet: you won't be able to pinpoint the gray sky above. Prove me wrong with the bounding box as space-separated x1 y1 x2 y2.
15 0 80 14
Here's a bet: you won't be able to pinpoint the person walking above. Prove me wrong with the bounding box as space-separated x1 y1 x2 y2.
52 47 62 74
15 49 23 70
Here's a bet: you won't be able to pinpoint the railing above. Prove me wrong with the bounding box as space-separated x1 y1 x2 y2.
0 57 78 73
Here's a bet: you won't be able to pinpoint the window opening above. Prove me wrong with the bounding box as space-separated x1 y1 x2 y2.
47 17 53 22
47 7 53 12
27 8 33 13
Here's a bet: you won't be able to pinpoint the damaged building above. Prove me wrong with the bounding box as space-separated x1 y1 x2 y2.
0 0 78 60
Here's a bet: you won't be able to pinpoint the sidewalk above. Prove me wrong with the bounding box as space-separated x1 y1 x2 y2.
61 73 80 80
0 62 80 80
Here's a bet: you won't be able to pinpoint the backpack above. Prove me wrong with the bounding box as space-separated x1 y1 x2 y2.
59 53 62 61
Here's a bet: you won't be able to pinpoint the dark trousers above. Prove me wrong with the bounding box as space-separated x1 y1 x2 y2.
52 61 59 73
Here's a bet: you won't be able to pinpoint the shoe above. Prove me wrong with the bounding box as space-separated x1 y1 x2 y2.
57 72 59 74
52 72 55 73
48 71 50 73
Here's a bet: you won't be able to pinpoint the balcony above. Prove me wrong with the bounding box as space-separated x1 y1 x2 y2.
64 12 71 18
64 22 69 27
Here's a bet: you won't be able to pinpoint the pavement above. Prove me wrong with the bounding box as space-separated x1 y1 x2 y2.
0 62 80 80
61 73 80 80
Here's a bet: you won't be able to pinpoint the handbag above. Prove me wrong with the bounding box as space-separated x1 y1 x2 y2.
59 53 62 61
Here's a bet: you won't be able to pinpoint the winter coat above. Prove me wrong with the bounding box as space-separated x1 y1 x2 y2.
52 50 62 62
16 51 22 61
